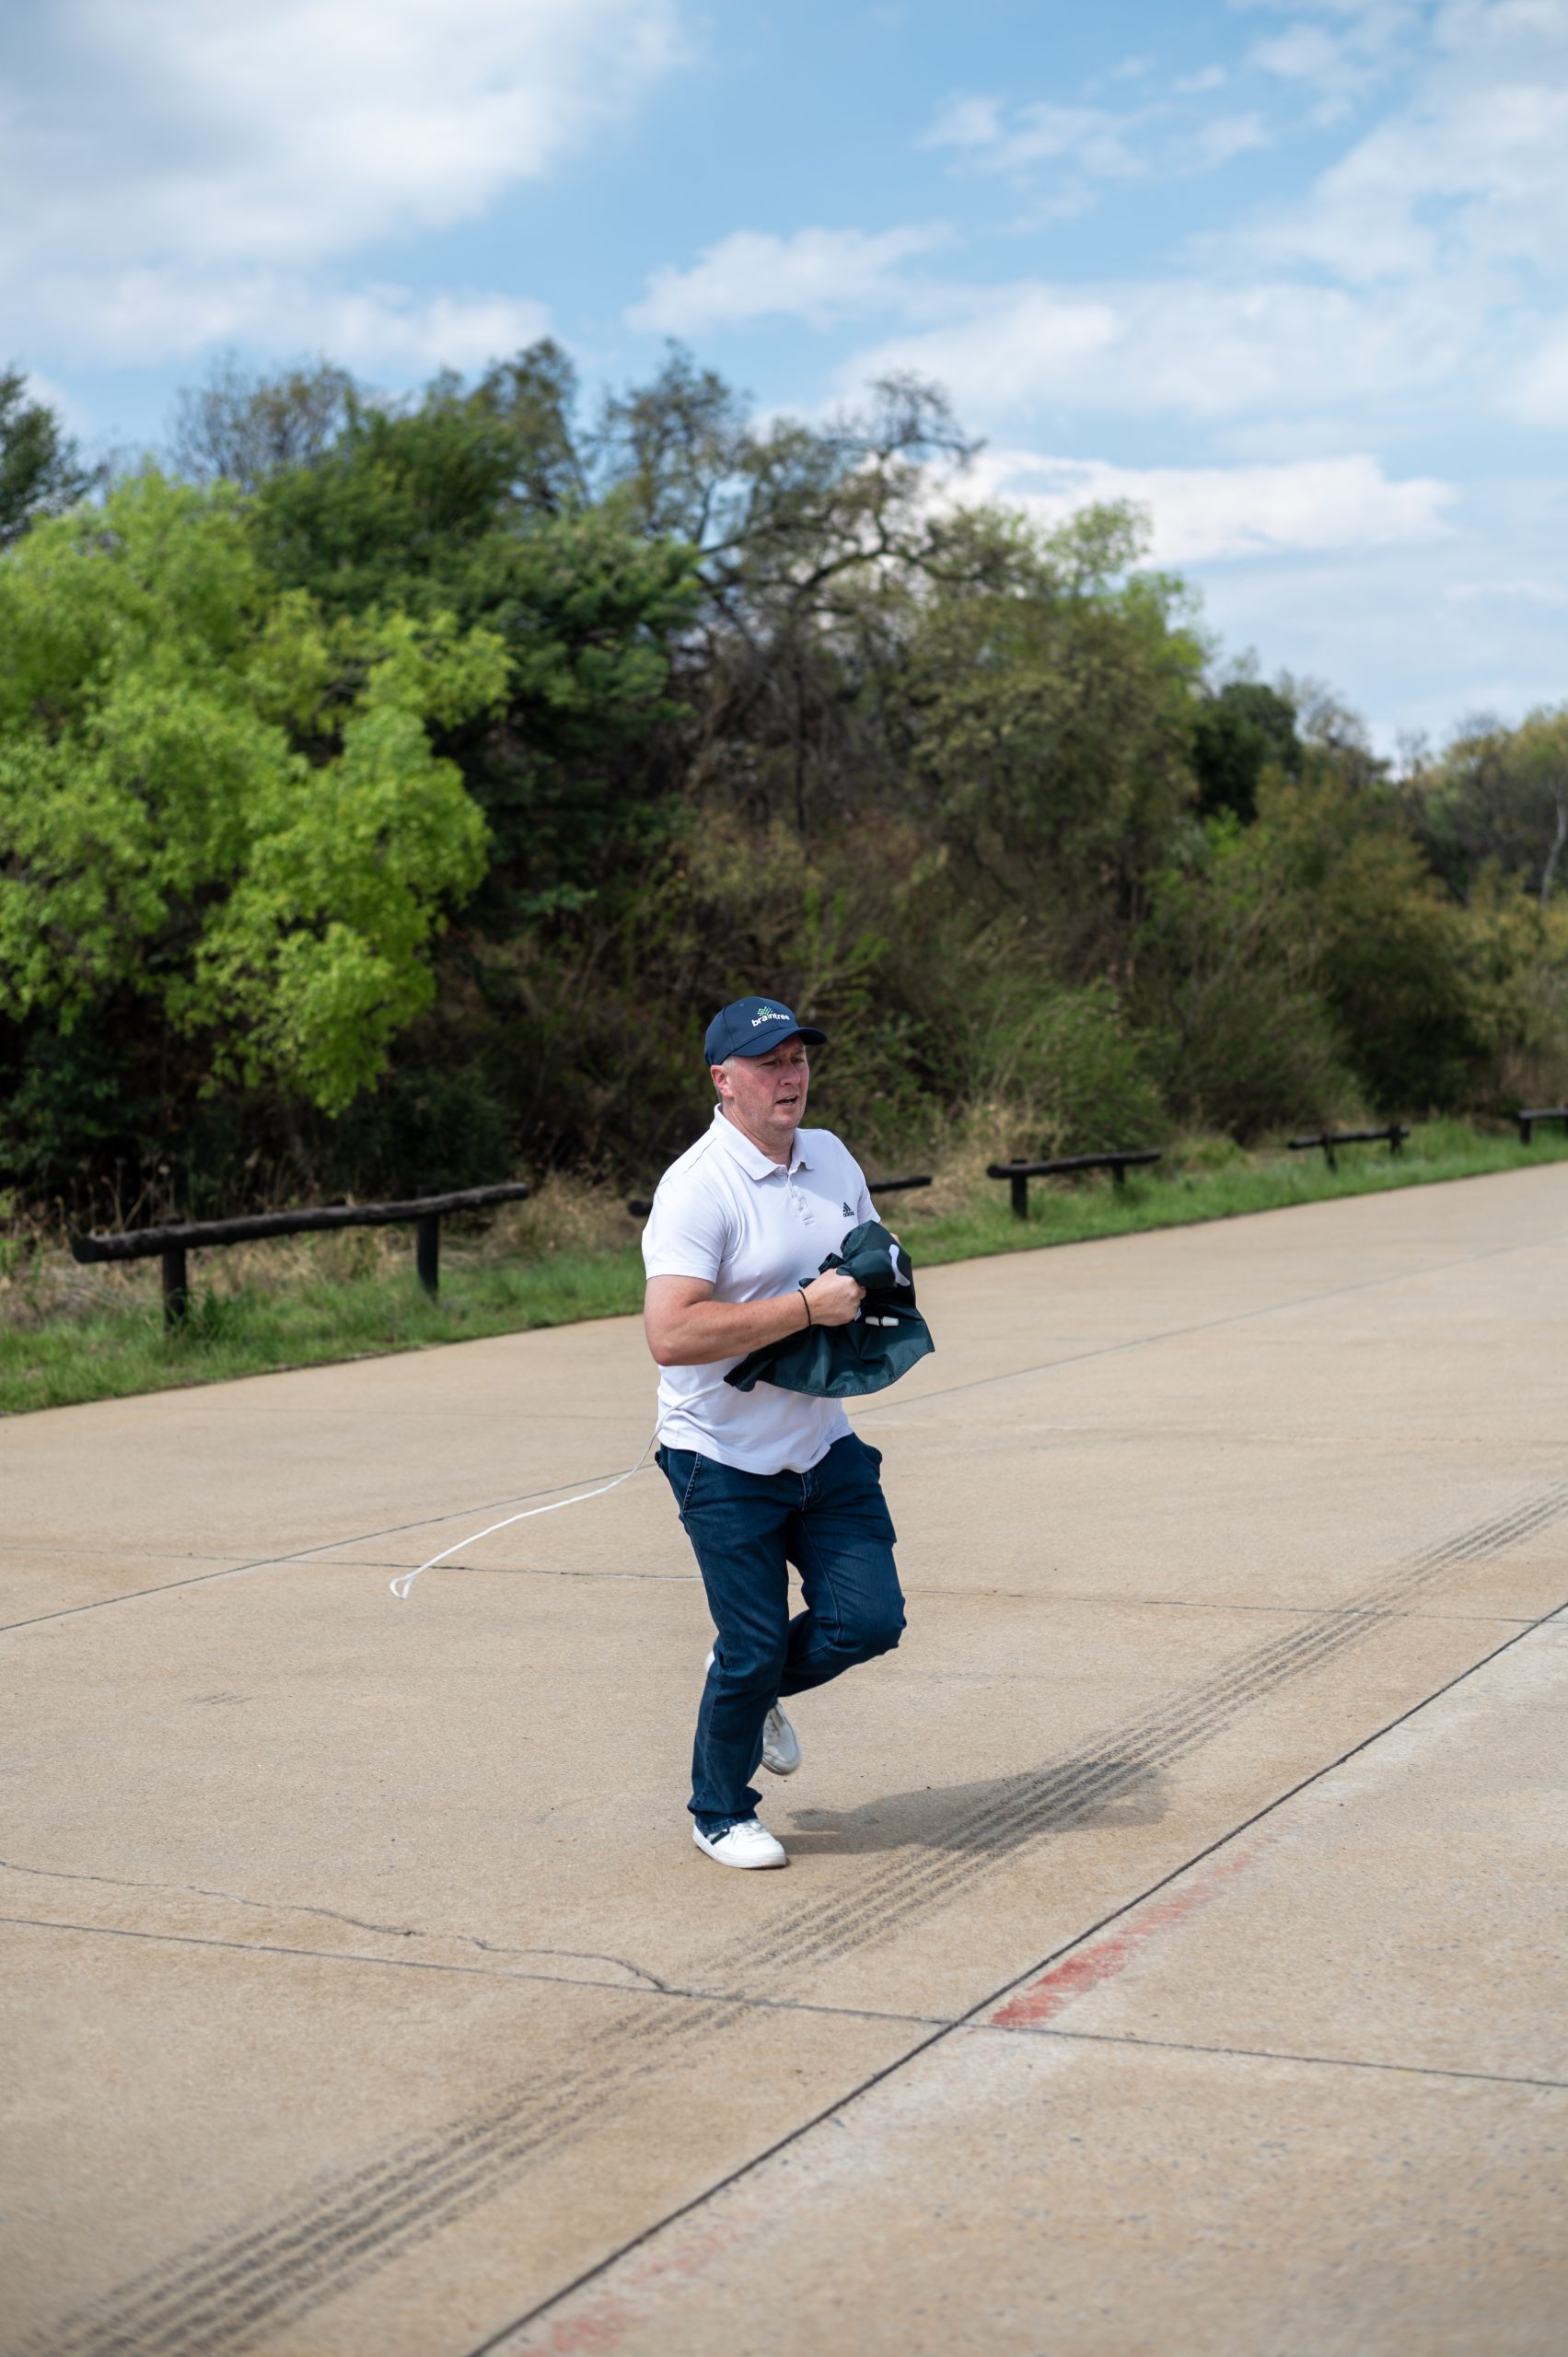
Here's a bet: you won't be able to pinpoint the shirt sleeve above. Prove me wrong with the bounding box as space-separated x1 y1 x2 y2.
850 1153 877 1225
642 1169 731 1283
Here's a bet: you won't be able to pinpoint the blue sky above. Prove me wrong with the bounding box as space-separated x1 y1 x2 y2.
6 0 1567 747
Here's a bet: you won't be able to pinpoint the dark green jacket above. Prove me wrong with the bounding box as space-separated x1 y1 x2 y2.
726 1221 935 1400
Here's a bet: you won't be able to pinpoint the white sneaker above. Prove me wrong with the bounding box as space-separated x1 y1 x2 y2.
761 1701 801 1777
692 1818 788 1869
704 1650 802 1779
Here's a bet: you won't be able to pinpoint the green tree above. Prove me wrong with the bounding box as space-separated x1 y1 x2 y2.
1191 679 1302 823
1135 821 1351 1138
171 353 354 493
892 504 1204 947
244 349 700 911
1408 707 1568 905
1260 772 1504 1113
598 354 980 840
0 472 505 1114
0 367 94 547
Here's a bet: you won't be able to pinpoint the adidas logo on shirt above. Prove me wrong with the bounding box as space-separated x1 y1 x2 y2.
842 1202 854 1215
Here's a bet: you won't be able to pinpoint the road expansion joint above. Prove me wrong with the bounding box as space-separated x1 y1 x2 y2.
343 1556 701 1585
968 2020 1568 2094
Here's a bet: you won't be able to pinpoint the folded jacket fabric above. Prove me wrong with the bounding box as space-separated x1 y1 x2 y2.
725 1219 935 1399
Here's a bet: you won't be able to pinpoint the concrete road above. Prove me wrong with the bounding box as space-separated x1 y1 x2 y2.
4 1167 1566 2356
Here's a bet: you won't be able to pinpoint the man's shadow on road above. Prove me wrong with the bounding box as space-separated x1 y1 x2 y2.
782 1759 1166 1858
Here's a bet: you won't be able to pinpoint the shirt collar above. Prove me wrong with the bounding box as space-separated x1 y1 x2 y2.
710 1103 811 1178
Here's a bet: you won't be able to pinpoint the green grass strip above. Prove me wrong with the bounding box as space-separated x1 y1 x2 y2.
5 1120 1566 1415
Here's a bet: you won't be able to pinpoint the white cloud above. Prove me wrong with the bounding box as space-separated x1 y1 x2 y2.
923 97 1147 180
1190 477 1568 748
321 288 555 373
1239 0 1422 112
1190 110 1272 166
954 447 1453 563
878 3 1568 467
844 274 1469 420
1446 575 1568 606
923 94 1006 151
921 84 1274 190
15 367 92 438
1249 21 1342 77
627 226 953 334
1509 320 1568 422
21 267 552 374
1233 0 1568 279
1249 20 1362 92
5 0 685 268
1251 85 1568 283
0 0 683 367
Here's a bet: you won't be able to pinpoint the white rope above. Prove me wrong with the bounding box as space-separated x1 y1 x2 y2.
391 1237 903 1601
389 1379 728 1601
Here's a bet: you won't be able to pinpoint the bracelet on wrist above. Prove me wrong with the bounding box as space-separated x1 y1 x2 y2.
798 1282 813 1328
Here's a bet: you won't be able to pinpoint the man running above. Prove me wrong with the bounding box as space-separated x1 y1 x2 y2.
643 996 907 1869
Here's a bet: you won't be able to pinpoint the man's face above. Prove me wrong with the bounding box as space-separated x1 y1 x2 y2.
713 1038 810 1155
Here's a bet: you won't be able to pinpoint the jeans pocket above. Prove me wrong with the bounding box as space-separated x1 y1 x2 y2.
679 1453 706 1515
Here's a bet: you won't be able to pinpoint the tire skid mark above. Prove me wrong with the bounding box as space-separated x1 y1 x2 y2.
28 1480 1568 2357
726 1480 1568 1977
20 2002 722 2357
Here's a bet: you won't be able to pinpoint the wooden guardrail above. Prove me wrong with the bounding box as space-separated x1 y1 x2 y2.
1287 1124 1408 1172
986 1151 1162 1221
71 1181 531 1328
1516 1107 1568 1145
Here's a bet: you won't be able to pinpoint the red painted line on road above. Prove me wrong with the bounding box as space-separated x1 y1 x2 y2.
989 1834 1273 2028
526 2220 735 2354
521 1828 1284 2347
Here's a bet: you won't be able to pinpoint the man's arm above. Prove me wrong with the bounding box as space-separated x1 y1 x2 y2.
645 1271 865 1368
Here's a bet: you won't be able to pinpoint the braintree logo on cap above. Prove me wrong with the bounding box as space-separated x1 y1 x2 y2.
750 1005 791 1027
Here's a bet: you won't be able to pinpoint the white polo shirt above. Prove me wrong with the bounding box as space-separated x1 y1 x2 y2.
643 1107 877 1474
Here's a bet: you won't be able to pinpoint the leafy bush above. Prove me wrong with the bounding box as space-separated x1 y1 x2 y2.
1135 833 1353 1138
1262 773 1511 1116
1313 832 1497 1111
318 1066 513 1200
1191 679 1303 823
0 473 504 1116
935 946 1167 1157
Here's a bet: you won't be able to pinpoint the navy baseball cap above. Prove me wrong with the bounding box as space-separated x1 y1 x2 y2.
704 995 828 1065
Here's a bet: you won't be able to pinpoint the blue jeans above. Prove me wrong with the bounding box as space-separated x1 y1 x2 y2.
657 1432 906 1833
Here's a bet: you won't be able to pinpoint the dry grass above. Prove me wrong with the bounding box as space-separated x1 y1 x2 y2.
0 1169 645 1339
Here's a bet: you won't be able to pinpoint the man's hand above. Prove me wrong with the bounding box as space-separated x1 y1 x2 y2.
802 1270 865 1328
